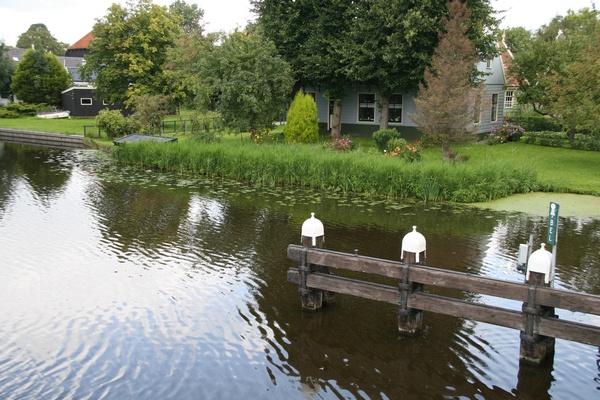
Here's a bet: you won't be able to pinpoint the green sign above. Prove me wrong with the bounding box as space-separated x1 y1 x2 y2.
547 202 560 245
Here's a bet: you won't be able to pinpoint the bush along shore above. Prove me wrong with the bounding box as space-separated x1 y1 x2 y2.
111 140 539 203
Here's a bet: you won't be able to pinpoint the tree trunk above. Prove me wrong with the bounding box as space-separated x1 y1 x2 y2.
380 94 390 130
442 141 451 161
331 98 343 138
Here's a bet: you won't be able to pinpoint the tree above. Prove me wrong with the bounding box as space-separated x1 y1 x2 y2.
16 24 68 54
10 49 70 105
0 42 16 96
129 94 171 135
169 0 204 34
193 30 294 135
80 0 181 105
284 92 319 143
510 8 599 117
412 0 483 160
498 26 533 55
546 35 600 137
252 0 355 138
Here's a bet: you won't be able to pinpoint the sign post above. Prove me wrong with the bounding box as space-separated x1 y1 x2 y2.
547 202 559 285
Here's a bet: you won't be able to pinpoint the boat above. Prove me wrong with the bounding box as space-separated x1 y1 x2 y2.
36 109 70 119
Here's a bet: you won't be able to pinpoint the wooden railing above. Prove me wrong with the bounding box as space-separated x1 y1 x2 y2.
287 244 600 361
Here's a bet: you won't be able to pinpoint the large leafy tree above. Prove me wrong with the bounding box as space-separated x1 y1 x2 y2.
0 42 16 96
168 0 204 34
412 0 483 160
193 30 294 134
10 49 70 105
16 24 68 55
546 35 600 137
252 0 355 138
510 8 599 119
80 0 181 105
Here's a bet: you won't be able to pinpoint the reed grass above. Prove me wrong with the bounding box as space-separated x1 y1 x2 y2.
111 140 540 202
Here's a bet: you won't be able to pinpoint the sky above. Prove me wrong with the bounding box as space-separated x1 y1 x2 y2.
0 0 597 48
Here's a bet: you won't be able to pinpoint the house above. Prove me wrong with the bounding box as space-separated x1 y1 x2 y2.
302 48 507 138
65 32 93 58
499 38 519 113
61 86 125 117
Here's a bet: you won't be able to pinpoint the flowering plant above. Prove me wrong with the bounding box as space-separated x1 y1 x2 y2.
323 137 354 152
487 120 525 145
385 140 422 162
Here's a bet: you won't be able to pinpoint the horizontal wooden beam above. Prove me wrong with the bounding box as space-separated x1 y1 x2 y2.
288 244 600 315
409 292 523 330
537 316 600 347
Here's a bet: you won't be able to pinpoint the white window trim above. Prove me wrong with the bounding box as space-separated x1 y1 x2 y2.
81 98 93 106
505 90 514 109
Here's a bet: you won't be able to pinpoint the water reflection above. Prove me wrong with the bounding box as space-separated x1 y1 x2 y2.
0 142 598 399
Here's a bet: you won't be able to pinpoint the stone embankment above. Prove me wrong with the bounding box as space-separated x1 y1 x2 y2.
0 129 86 149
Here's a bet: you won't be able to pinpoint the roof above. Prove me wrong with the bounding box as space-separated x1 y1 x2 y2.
69 32 94 50
498 40 519 88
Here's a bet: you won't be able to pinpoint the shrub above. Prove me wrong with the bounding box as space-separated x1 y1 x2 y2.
96 109 136 139
373 128 401 152
521 131 567 147
572 134 600 151
487 120 525 144
385 139 422 162
284 92 319 144
386 138 407 153
5 102 43 116
129 94 171 135
323 137 354 152
0 108 19 118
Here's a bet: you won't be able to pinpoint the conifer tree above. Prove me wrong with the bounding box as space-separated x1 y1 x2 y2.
412 0 483 160
284 92 319 143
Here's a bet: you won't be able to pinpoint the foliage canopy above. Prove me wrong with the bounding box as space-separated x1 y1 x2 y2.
10 49 70 105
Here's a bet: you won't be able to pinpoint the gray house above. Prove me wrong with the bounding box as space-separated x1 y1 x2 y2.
302 47 506 138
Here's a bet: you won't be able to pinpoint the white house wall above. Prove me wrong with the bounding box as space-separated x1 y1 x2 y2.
302 51 506 136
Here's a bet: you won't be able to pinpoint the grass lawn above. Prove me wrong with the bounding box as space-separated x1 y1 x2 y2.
0 116 95 135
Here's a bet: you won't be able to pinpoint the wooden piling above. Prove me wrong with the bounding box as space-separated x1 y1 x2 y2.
298 214 334 312
398 250 424 336
520 271 556 365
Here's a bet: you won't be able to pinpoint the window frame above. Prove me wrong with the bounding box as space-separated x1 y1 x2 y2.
80 98 93 106
491 93 499 122
388 94 403 124
504 90 514 109
357 93 375 122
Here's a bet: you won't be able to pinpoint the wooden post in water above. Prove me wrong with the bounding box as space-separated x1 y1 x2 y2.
398 226 426 336
298 213 333 312
520 244 556 365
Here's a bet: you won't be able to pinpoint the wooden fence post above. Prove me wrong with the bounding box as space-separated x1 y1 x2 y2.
520 244 556 365
298 213 333 312
398 226 426 336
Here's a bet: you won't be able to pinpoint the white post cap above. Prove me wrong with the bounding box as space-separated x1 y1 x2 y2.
401 226 426 262
301 212 324 247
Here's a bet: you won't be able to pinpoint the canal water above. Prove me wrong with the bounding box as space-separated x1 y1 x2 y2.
0 141 598 399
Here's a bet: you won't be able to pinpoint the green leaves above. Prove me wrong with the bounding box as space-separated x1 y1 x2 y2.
10 49 69 105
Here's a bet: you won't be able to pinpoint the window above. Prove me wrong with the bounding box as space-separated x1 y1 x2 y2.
491 93 499 122
388 94 403 123
81 98 92 106
473 94 481 124
358 93 375 122
505 90 514 108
